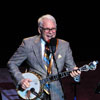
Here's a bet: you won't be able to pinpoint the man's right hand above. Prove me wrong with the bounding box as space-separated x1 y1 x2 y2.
20 79 32 89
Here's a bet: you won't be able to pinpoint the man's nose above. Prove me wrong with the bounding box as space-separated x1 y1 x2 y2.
49 30 53 34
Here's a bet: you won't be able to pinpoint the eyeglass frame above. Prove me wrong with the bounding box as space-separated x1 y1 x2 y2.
40 27 57 33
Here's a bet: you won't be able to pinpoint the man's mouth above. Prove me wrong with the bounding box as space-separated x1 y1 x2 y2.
46 35 53 39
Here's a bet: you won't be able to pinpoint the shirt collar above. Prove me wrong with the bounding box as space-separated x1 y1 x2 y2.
41 38 46 45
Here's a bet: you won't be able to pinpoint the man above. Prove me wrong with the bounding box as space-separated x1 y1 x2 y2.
7 14 81 100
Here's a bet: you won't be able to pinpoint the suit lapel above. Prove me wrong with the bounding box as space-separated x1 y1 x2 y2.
54 39 60 60
33 36 47 72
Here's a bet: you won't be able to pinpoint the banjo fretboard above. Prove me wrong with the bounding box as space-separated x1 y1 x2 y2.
40 61 98 84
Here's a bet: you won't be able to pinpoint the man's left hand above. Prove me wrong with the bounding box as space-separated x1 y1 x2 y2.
70 67 81 77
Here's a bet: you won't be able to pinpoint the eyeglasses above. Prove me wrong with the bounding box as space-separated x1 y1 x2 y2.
40 27 56 33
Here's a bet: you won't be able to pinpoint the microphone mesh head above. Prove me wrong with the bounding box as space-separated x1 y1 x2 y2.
49 38 57 53
50 38 57 46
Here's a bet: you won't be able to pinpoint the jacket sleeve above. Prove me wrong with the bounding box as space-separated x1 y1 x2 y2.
64 42 80 82
7 39 27 85
64 42 76 69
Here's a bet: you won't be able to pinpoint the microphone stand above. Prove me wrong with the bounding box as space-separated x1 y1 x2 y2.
50 48 66 100
95 81 100 94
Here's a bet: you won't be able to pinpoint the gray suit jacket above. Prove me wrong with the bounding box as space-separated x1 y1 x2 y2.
7 35 76 100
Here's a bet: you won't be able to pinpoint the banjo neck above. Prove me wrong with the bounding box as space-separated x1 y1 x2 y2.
40 71 69 85
40 61 98 85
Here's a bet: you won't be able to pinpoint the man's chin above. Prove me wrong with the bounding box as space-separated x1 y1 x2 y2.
45 39 50 43
44 36 55 42
45 37 51 42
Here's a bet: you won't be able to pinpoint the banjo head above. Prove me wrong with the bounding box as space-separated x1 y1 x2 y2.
17 72 43 100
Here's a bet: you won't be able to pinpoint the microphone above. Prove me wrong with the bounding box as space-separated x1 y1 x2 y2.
49 38 57 53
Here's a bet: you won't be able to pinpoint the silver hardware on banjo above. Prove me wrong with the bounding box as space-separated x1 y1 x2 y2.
17 61 98 100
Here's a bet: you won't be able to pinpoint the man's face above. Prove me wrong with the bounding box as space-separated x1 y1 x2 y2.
39 18 56 42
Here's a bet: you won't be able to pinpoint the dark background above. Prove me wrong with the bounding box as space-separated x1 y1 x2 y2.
0 1 100 100
0 1 100 67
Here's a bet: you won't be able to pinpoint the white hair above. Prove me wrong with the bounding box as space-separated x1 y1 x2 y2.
38 14 57 27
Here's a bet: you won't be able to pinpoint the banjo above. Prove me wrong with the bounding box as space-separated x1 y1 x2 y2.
17 61 98 100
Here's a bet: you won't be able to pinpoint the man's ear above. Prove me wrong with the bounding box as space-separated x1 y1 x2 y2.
38 27 41 34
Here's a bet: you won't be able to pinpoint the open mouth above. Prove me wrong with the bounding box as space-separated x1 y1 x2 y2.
46 35 53 39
